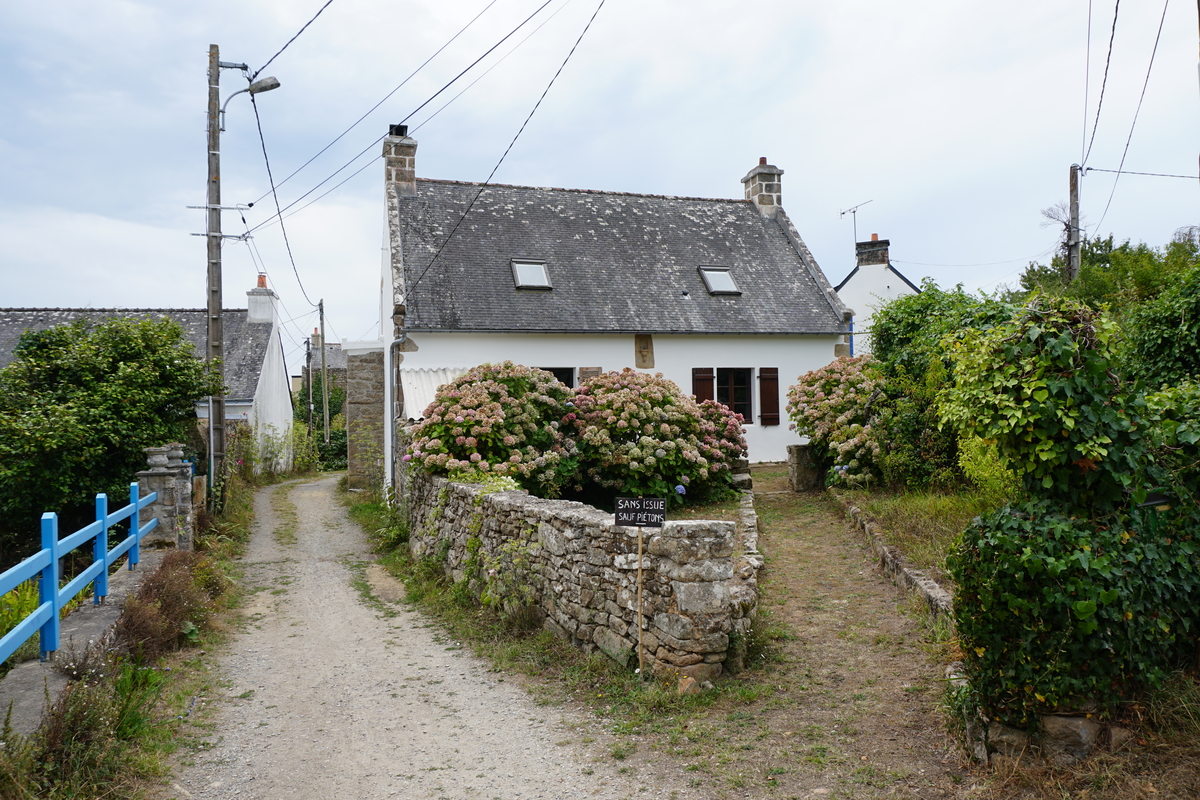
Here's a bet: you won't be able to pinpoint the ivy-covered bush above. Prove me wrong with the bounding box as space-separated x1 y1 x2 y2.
949 500 1200 728
404 362 578 496
568 368 744 504
785 356 882 483
1120 264 1200 390
939 294 1143 513
1142 381 1200 513
873 362 962 490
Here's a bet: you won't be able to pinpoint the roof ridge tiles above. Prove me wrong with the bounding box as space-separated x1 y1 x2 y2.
414 177 747 205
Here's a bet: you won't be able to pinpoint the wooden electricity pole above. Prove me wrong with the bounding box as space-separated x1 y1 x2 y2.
1068 164 1082 282
305 336 313 436
320 299 330 445
206 44 227 484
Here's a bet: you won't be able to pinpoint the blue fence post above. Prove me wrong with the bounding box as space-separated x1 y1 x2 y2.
129 481 141 569
40 512 60 660
94 493 108 604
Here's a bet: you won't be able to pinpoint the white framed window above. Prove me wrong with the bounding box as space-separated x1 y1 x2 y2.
698 266 740 295
511 259 551 289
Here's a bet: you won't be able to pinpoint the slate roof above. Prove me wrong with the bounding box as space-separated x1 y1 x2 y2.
397 180 848 335
0 308 270 402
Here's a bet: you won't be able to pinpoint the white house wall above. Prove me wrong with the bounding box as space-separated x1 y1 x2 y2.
399 331 839 463
251 330 295 469
833 264 915 354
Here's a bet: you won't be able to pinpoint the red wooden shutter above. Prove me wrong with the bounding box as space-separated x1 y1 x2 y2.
758 367 780 426
692 367 715 402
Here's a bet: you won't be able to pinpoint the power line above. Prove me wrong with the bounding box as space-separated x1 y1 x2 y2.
254 0 579 230
1083 0 1120 167
253 0 336 80
406 0 607 304
1082 0 1093 163
250 94 318 307
1086 166 1200 179
246 0 558 235
248 0 500 207
1095 0 1170 233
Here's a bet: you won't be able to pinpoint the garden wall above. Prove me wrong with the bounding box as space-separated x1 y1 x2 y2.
401 468 762 682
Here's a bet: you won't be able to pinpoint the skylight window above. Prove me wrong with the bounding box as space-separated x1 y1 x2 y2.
698 267 740 295
511 259 551 289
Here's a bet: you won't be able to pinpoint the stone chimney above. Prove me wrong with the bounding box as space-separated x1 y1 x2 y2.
384 123 417 197
741 157 784 217
311 326 322 349
855 233 890 267
246 274 278 324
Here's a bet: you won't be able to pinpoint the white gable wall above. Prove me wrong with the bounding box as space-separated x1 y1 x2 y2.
834 263 916 354
398 331 840 463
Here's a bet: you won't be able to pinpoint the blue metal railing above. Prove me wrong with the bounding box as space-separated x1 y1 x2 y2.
0 482 158 663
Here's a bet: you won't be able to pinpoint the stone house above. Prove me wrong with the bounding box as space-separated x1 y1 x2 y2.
347 126 854 486
832 235 920 354
0 277 294 471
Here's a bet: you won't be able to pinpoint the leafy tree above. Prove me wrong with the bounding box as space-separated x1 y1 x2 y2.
1016 234 1200 310
0 317 222 564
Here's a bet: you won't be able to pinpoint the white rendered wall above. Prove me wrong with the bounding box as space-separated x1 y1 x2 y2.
251 330 295 470
834 264 915 354
400 331 840 462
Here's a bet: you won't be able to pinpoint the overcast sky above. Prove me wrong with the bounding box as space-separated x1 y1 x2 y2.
2 1 1197 376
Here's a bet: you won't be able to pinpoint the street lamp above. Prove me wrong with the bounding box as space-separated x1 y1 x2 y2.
205 44 280 495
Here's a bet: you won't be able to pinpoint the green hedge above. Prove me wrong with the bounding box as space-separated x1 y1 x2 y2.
948 500 1200 727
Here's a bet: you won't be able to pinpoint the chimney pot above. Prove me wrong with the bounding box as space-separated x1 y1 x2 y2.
759 157 767 166
256 273 267 288
389 123 408 137
871 233 879 241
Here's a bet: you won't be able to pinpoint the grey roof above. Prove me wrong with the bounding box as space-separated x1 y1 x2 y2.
398 180 848 335
0 308 270 401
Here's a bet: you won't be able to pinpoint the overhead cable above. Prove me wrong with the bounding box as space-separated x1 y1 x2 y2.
248 0 500 206
1095 0 1170 233
406 0 607 302
253 0 337 79
247 0 557 235
1083 0 1120 167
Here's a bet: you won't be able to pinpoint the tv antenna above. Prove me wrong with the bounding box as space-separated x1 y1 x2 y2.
839 199 873 244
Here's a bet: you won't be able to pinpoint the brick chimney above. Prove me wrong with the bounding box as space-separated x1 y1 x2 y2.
383 123 417 197
246 274 278 324
855 233 890 267
741 157 784 217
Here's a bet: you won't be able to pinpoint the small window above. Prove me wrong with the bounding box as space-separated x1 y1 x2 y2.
698 266 740 295
512 259 551 289
539 367 574 388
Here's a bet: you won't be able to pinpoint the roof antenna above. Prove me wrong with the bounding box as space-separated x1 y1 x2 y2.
839 199 873 245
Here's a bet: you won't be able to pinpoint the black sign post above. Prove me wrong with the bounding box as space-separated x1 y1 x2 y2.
615 497 666 677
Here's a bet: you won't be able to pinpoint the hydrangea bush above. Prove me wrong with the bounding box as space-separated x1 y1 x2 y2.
785 356 883 483
404 362 577 496
568 368 745 504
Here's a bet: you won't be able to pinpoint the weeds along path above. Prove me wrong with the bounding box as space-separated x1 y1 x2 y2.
166 474 693 800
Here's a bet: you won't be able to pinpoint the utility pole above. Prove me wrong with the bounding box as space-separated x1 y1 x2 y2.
305 336 313 436
1068 164 1082 282
320 300 330 445
206 44 226 487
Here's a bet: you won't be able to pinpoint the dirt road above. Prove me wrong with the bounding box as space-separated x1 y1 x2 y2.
167 475 694 800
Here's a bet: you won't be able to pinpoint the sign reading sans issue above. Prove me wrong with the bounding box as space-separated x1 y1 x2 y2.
615 497 666 528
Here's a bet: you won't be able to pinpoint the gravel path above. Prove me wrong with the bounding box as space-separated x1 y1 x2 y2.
167 475 695 800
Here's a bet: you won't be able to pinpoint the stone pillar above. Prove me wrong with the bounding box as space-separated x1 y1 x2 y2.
346 350 386 491
135 443 194 550
787 444 822 491
383 126 418 197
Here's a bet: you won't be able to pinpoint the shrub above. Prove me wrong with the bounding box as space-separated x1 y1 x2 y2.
874 362 962 490
949 500 1200 728
1141 380 1200 516
939 294 1143 513
957 436 1020 507
568 368 743 504
1121 264 1200 389
115 551 224 661
785 356 882 483
405 362 578 496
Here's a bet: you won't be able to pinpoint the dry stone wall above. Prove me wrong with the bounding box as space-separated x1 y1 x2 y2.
403 469 760 681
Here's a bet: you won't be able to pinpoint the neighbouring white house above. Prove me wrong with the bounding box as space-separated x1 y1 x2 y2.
357 126 853 480
832 235 920 354
0 276 294 471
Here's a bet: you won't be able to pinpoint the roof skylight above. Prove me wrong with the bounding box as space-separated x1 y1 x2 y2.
698 267 740 295
511 259 551 289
